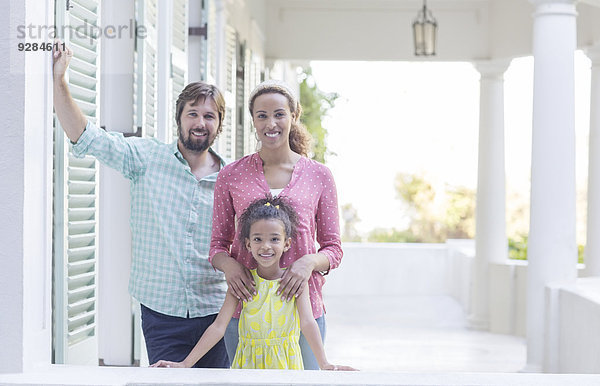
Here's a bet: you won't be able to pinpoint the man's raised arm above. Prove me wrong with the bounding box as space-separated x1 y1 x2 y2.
53 40 87 143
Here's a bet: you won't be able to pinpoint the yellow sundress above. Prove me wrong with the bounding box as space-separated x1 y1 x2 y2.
231 269 304 369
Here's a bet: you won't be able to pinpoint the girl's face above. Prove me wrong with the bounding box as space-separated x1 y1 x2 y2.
252 92 295 151
245 218 291 270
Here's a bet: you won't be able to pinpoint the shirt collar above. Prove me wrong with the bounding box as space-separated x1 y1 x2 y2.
172 142 227 179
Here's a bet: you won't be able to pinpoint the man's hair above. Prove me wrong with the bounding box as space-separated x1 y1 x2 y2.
238 196 298 242
175 82 226 135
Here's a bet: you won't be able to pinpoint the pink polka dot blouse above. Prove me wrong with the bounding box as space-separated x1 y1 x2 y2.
209 152 343 319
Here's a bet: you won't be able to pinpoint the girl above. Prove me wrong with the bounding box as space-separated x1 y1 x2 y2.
210 80 343 369
151 197 354 370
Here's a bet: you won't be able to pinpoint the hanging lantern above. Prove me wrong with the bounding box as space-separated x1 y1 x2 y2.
413 0 438 56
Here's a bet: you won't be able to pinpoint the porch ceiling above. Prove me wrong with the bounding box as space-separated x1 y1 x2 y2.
263 0 600 62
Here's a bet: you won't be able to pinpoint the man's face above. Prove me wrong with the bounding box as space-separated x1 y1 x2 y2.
178 98 219 153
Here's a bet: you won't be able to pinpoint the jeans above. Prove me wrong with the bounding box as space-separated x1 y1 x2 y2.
141 304 229 368
224 315 326 370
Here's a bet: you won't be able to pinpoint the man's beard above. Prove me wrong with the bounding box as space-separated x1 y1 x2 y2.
179 127 215 152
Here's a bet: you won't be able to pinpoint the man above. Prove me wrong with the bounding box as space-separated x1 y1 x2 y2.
53 41 229 368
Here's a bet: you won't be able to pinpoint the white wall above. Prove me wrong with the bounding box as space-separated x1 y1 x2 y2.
1 0 54 373
325 242 474 298
489 261 528 337
446 239 477 312
555 277 600 373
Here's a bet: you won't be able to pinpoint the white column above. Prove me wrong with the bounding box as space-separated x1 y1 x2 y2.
1 0 54 373
526 0 578 372
468 60 510 330
584 46 600 276
157 0 173 142
98 0 135 366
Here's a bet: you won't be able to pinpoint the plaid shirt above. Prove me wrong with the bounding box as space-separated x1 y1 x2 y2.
72 121 227 318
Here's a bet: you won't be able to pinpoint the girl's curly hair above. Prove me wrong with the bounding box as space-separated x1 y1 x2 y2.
238 196 298 243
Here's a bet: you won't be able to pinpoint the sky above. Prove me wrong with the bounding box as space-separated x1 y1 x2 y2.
309 53 591 236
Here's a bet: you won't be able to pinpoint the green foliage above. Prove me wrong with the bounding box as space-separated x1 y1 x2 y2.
356 173 475 243
509 234 585 264
390 173 475 243
367 228 420 243
298 67 339 163
508 235 528 260
395 174 436 212
445 186 476 239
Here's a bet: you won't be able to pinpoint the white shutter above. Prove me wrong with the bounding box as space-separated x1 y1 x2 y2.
234 40 246 159
242 47 253 157
134 0 158 138
171 0 188 141
218 25 237 160
53 0 101 365
206 0 218 85
245 52 263 155
198 0 209 81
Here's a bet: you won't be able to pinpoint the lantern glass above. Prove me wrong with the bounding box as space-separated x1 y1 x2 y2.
423 21 437 55
413 22 424 55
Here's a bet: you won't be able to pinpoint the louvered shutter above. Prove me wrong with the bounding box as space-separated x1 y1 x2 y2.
134 0 158 138
205 0 218 85
171 0 188 141
218 25 237 160
245 52 263 155
241 47 253 156
53 0 101 365
234 40 245 159
197 0 209 81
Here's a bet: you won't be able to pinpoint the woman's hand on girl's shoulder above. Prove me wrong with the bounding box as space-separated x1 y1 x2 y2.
321 363 359 371
278 256 314 301
277 259 312 301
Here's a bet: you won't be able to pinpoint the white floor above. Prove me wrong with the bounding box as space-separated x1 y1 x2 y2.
323 295 527 373
6 295 600 385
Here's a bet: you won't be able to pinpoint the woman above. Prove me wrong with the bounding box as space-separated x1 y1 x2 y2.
209 79 343 370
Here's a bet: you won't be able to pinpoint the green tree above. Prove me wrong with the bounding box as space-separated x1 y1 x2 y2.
299 67 339 163
394 173 444 242
444 186 476 239
368 172 476 243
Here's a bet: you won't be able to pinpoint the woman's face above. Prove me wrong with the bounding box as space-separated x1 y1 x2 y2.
252 92 295 151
